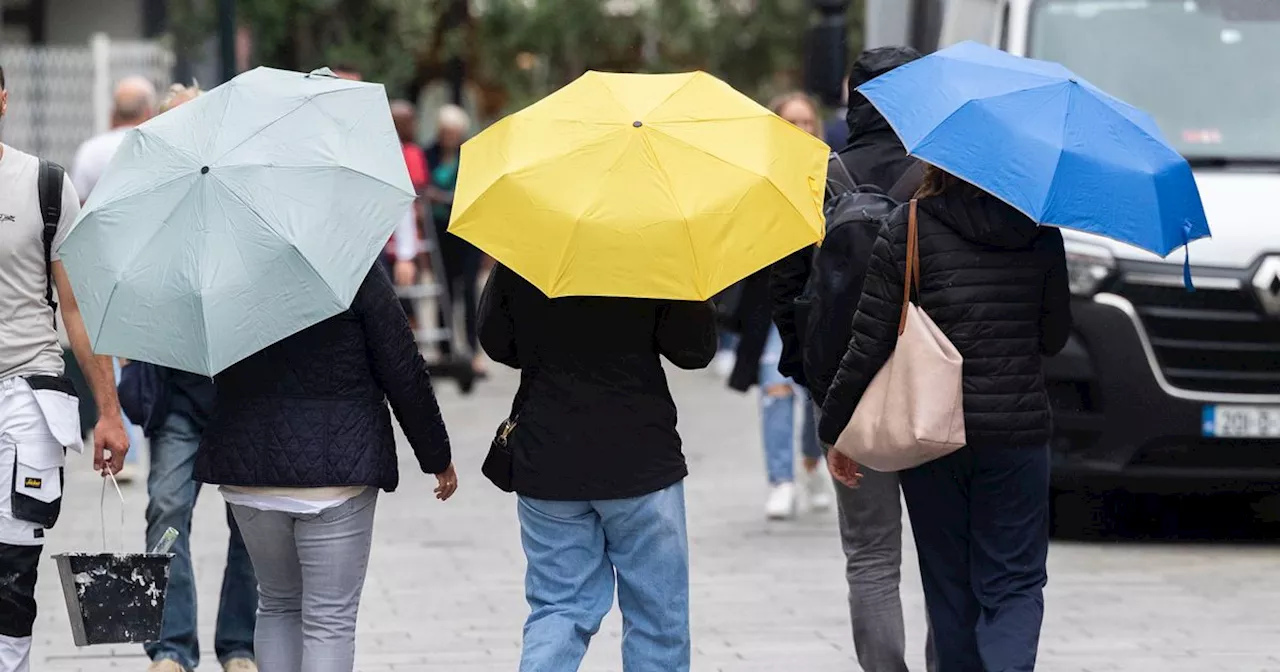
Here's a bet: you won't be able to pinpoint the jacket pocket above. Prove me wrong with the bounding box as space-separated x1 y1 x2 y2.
8 437 66 529
30 388 84 453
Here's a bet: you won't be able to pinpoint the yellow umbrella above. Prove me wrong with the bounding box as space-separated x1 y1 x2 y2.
448 70 828 301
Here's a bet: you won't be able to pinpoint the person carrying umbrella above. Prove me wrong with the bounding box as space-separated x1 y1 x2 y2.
57 66 459 672
456 71 827 670
818 42 1210 671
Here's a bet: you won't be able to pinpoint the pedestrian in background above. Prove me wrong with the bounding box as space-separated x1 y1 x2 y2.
771 46 937 672
115 83 261 672
426 104 485 376
478 263 717 672
729 92 830 521
197 262 456 672
818 164 1070 672
0 63 130 672
387 99 427 327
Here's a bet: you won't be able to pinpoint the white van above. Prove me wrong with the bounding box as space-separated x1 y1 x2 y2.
939 0 1280 527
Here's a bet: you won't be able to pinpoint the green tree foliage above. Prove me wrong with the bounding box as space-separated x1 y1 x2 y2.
167 0 864 114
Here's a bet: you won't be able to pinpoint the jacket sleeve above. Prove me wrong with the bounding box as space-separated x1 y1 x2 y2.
657 300 718 370
818 219 905 445
477 265 519 369
769 248 813 385
1037 228 1072 356
353 266 452 475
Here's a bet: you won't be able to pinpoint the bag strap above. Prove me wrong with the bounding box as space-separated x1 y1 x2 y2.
37 159 64 329
825 151 858 199
897 199 922 336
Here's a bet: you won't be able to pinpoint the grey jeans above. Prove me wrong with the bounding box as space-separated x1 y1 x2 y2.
819 404 936 672
229 489 378 672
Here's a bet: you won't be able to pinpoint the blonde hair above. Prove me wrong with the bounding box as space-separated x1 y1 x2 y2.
437 104 471 134
768 91 818 118
159 82 202 114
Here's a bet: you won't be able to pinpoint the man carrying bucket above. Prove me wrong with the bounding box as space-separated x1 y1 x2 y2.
0 64 131 672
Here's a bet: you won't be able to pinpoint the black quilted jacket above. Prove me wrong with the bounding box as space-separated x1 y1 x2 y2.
195 266 452 490
817 188 1071 449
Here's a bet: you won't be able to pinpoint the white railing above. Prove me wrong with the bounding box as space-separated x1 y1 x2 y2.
0 33 174 168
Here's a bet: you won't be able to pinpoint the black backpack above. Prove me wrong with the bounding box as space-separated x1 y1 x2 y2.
795 153 917 397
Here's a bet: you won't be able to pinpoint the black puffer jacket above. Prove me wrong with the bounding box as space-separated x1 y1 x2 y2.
817 188 1071 449
770 46 922 396
196 266 452 490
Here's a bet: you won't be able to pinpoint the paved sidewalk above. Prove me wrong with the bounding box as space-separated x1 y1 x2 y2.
28 367 1280 671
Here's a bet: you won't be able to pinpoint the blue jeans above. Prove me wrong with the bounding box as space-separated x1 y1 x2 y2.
899 445 1050 672
144 412 257 669
759 327 821 484
518 481 689 672
110 358 141 465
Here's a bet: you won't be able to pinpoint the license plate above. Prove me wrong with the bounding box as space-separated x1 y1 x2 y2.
1202 405 1280 438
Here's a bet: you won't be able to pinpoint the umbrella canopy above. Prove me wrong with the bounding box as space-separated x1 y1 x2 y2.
58 67 415 376
857 41 1211 256
447 70 828 301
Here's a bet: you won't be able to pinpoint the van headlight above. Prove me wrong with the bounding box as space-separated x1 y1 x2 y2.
1064 240 1115 297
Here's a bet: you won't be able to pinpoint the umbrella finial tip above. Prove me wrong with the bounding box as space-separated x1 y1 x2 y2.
200 166 210 175
633 120 643 128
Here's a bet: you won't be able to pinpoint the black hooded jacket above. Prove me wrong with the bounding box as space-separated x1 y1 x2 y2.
817 188 1071 449
770 46 923 399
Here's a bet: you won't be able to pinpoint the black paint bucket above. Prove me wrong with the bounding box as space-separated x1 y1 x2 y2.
53 552 173 646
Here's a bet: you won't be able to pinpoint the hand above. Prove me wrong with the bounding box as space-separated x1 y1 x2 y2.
434 464 458 501
827 449 863 489
93 415 130 475
393 259 417 287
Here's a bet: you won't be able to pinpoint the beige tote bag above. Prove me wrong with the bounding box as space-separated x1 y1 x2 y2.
833 200 966 472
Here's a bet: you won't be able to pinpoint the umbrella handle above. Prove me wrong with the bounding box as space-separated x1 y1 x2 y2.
99 467 125 552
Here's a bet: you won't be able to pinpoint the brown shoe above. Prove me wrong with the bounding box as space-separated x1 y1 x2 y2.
223 658 258 672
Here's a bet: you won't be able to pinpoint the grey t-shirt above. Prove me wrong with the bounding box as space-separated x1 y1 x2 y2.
0 144 82 380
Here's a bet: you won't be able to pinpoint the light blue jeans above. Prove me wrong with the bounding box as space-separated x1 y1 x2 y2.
518 481 690 672
758 327 822 484
144 412 257 669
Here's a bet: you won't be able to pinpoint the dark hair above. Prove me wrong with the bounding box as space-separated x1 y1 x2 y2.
915 163 984 200
1 65 6 90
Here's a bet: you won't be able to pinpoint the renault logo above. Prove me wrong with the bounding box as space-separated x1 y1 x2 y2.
1254 257 1280 317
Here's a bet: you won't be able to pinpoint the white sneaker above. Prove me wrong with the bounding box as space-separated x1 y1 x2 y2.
765 482 797 520
806 467 833 511
712 350 736 378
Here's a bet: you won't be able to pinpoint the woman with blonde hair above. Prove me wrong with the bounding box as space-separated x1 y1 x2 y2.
726 91 829 520
160 82 201 114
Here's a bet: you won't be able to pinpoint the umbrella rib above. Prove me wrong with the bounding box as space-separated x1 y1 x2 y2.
209 89 350 166
209 173 345 307
638 131 702 298
89 281 123 357
212 163 414 200
81 127 207 215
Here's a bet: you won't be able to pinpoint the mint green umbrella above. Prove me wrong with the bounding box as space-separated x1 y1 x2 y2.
58 67 414 376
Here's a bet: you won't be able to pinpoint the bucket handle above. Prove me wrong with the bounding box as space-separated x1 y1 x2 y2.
99 464 125 552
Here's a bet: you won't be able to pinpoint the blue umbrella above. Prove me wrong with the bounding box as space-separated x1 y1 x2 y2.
857 41 1210 259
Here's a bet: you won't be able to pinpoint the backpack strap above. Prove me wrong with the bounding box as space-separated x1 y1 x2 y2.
825 151 859 199
37 159 65 328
